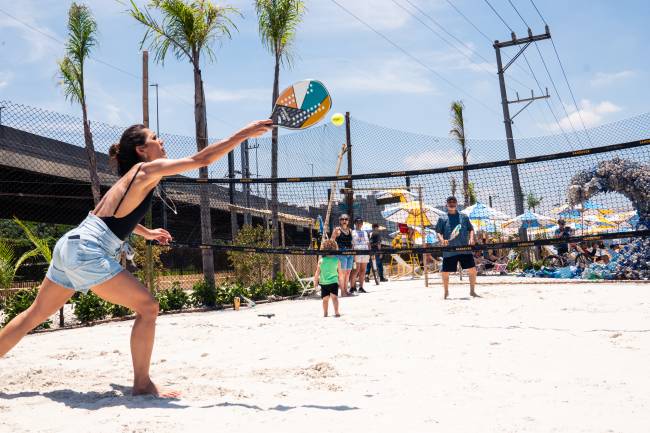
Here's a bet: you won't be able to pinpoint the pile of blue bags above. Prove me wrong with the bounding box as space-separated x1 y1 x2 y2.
519 238 650 280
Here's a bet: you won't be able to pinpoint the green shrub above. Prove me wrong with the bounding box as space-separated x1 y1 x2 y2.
157 282 189 311
226 225 273 286
249 282 272 301
270 273 302 297
191 279 217 308
109 303 132 318
214 283 252 305
507 257 524 272
1 287 51 329
72 291 109 323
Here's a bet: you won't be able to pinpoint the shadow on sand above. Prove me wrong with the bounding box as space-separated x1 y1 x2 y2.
1 385 360 412
0 384 187 409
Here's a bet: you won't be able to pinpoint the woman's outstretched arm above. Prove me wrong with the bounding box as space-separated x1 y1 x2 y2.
142 120 272 179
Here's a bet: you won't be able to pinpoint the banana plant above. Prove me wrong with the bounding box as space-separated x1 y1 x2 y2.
12 217 52 270
0 239 16 289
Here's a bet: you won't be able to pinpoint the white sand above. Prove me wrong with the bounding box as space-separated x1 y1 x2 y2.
2 277 650 433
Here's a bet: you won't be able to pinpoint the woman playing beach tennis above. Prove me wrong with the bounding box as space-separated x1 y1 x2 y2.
0 119 272 397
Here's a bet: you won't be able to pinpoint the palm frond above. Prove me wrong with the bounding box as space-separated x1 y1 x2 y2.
57 3 97 106
128 0 239 65
14 249 42 274
449 100 465 140
67 3 98 64
13 217 52 264
0 239 16 289
255 0 305 65
58 56 83 105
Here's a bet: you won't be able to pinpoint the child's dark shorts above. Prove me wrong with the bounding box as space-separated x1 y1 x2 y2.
320 283 339 298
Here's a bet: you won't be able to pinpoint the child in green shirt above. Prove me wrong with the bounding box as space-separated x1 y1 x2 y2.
314 239 341 317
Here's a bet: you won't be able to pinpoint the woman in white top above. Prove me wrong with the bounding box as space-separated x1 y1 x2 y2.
350 217 370 293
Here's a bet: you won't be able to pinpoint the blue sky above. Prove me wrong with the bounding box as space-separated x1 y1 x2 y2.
1 0 648 140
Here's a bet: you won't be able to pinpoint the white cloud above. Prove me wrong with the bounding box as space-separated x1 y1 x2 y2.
0 2 61 63
590 70 637 87
0 71 12 88
541 99 623 132
304 0 439 32
424 43 496 73
205 87 268 103
325 57 437 94
403 149 461 169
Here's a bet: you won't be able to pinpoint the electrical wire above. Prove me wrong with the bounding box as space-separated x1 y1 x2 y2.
528 0 594 145
481 0 575 145
328 0 500 116
0 6 234 128
399 0 533 93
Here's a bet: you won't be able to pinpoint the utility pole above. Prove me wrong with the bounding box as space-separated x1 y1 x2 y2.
142 50 154 293
345 112 353 219
228 153 238 240
494 27 550 224
240 139 252 225
149 83 166 230
307 163 315 209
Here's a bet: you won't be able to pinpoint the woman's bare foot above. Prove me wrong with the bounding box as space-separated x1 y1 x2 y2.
132 379 181 398
444 290 449 300
470 291 481 298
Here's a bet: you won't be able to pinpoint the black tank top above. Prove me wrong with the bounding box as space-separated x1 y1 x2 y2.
100 163 154 240
337 227 352 249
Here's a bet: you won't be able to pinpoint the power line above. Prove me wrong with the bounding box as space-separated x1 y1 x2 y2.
399 0 532 93
528 0 593 145
507 0 529 28
445 0 539 92
328 0 499 115
445 0 493 44
529 0 547 25
482 0 575 145
532 43 583 145
483 0 514 32
521 53 573 146
0 6 234 128
398 0 541 132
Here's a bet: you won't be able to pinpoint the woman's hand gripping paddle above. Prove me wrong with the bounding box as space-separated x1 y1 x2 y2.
270 79 332 130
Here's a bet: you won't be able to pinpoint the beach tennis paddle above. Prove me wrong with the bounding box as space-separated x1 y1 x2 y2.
449 224 462 240
270 79 332 130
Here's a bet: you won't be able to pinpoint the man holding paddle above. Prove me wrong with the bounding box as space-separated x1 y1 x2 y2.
435 196 479 300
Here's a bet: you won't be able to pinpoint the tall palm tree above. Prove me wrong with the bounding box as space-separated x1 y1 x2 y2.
449 176 457 197
58 2 102 205
254 0 305 276
449 100 470 208
128 0 238 286
526 192 542 213
467 182 477 206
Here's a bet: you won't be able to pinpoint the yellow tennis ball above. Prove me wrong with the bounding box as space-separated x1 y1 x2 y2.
331 113 345 126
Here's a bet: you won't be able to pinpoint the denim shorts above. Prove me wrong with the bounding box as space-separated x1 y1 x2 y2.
46 213 124 293
338 254 354 270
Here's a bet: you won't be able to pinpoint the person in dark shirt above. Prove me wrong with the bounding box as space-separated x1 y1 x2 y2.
365 223 387 282
435 196 478 299
554 219 573 255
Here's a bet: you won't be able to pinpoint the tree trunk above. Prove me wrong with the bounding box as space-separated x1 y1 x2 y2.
81 103 101 205
193 63 215 286
270 53 281 277
462 146 469 208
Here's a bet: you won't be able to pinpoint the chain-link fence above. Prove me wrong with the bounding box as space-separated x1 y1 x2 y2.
1 99 649 308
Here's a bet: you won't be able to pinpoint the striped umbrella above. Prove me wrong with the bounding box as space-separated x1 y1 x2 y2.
461 202 511 221
381 202 446 227
501 211 556 231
